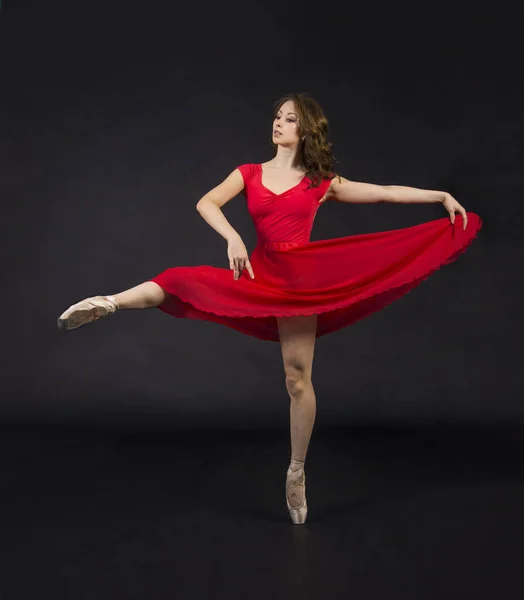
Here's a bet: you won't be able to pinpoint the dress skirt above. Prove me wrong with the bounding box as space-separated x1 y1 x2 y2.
148 213 482 342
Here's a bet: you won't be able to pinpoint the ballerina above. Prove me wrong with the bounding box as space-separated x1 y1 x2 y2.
57 92 482 524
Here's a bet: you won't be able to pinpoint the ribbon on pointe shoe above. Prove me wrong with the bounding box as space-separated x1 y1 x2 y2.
286 462 306 510
57 295 119 330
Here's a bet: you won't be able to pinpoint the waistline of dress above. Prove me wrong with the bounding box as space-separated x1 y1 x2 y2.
258 240 306 251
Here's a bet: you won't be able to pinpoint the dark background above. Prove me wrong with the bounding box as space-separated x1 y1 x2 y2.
0 0 524 427
1 1 521 428
0 2 524 426
1 2 523 599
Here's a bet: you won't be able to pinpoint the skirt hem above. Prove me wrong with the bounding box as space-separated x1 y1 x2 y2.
150 216 482 322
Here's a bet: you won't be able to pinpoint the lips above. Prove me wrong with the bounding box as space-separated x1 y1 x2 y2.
273 131 282 135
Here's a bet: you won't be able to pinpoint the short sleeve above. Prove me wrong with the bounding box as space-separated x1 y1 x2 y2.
316 176 334 203
236 163 257 195
322 173 338 202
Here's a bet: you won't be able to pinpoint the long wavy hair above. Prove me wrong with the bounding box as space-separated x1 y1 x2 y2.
271 92 341 189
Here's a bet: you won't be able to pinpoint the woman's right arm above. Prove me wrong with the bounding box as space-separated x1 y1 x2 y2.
196 168 255 280
196 168 245 242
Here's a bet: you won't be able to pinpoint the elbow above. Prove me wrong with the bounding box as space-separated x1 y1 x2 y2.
383 186 396 203
196 196 213 211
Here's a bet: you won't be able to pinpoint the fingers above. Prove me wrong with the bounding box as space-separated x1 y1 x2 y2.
228 241 254 280
446 196 468 230
229 258 239 280
232 258 242 280
461 209 468 230
450 208 468 230
230 258 255 280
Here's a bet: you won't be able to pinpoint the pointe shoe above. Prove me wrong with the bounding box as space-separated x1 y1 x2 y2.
286 463 308 524
57 295 119 331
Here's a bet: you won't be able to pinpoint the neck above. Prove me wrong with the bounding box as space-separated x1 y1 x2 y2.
270 146 301 170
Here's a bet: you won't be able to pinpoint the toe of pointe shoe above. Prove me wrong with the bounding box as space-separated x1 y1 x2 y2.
57 296 118 331
286 468 308 524
286 499 308 524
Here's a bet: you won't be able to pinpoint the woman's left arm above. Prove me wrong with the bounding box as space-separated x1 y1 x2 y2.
322 177 468 230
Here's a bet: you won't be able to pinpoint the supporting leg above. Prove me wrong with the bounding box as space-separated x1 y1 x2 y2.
277 314 318 523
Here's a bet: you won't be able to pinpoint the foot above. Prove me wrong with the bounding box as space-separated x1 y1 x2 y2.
286 460 307 524
57 295 119 331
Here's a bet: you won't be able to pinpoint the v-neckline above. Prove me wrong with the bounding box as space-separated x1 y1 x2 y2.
258 163 308 196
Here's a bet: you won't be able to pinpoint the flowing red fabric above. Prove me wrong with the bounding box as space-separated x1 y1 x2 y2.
148 163 482 341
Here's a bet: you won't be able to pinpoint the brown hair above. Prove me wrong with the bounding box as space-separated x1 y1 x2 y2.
271 92 341 189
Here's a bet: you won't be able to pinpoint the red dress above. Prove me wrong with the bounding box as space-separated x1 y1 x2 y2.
148 163 482 342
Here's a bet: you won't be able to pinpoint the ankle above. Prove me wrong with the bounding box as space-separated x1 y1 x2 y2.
103 295 120 310
289 459 305 472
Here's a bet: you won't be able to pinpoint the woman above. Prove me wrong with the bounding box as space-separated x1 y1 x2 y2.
57 92 482 525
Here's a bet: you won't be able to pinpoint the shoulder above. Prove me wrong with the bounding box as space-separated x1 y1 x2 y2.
318 173 344 203
327 173 347 191
236 163 259 184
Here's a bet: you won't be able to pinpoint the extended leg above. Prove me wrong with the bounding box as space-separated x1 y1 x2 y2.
113 281 167 309
57 281 167 330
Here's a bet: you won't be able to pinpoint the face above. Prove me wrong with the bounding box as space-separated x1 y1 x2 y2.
272 100 300 145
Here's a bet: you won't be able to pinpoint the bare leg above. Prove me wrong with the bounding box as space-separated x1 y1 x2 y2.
277 314 317 523
288 379 317 464
57 281 168 330
112 281 167 309
277 314 318 465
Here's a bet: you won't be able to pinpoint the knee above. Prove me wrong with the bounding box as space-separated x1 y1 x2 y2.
285 371 309 398
146 281 168 306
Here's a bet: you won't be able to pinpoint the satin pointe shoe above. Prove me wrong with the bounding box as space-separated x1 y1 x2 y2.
286 461 308 524
57 295 119 331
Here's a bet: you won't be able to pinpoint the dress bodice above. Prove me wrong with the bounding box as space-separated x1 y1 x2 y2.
237 163 332 245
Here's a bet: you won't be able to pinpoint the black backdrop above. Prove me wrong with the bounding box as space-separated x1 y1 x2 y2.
1 0 521 430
